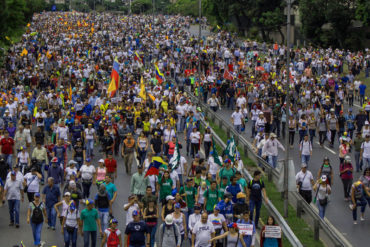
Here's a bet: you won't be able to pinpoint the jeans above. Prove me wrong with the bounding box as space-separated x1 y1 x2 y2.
86 139 94 158
46 206 57 228
251 120 256 137
352 197 367 221
355 151 363 171
178 174 184 187
137 148 147 165
83 231 97 247
249 199 262 228
317 202 327 219
31 222 43 245
298 130 307 143
309 129 315 143
147 224 157 247
64 227 78 247
177 116 185 132
8 199 20 224
99 211 109 233
301 155 310 165
234 124 241 134
204 141 211 159
227 97 234 110
363 157 370 169
186 139 191 155
268 155 278 168
4 154 13 168
82 181 92 199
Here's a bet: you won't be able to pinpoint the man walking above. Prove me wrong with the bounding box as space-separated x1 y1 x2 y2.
296 163 314 204
130 165 149 200
42 177 60 230
3 171 24 228
81 199 102 247
122 133 135 175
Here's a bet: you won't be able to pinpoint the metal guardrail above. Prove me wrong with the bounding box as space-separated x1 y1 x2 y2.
185 89 351 247
192 95 304 247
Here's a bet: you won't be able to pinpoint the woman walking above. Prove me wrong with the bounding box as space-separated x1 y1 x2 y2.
172 203 187 246
340 156 353 201
209 222 246 247
61 201 81 247
27 192 47 247
313 175 331 219
143 200 158 247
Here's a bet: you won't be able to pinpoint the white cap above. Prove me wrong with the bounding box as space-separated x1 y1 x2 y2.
166 195 175 201
99 159 105 163
320 175 327 182
165 214 174 225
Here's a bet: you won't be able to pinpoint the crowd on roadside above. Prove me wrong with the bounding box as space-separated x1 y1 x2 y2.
0 12 291 247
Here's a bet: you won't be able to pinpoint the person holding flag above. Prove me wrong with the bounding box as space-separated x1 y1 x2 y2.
107 58 120 98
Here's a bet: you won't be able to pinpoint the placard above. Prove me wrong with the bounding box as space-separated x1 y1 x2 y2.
237 223 254 235
264 226 281 238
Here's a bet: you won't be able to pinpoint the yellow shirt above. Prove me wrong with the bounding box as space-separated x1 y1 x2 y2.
161 101 168 112
143 121 150 132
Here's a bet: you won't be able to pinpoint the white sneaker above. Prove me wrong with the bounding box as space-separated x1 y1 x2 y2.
354 221 358 225
361 216 365 221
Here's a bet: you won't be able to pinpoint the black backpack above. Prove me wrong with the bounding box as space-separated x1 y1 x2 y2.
31 202 44 224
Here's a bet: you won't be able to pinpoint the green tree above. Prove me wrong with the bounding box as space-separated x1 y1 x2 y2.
356 0 370 26
6 0 27 30
132 0 152 14
24 0 46 21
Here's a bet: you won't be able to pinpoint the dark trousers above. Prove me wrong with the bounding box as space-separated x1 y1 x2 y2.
191 143 199 158
289 130 295 145
330 129 336 145
83 231 96 247
249 199 262 228
82 181 92 199
204 141 211 159
299 189 312 204
319 131 326 145
341 179 353 198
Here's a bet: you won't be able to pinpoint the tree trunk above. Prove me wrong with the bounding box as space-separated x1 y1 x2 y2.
278 27 285 45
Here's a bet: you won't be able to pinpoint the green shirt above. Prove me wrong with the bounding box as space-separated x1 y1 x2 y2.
80 208 99 232
130 173 149 196
354 137 364 152
103 182 117 199
180 186 197 209
159 177 173 201
237 178 247 192
219 167 235 184
194 176 204 187
204 188 219 211
218 183 228 198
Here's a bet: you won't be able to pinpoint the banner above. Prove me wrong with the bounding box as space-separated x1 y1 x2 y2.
264 226 281 238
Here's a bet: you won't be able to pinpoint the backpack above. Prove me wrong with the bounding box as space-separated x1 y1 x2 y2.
31 202 44 224
161 223 178 245
352 183 364 200
107 228 120 247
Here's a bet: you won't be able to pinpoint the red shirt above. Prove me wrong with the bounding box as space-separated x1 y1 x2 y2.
0 137 14 154
104 158 117 173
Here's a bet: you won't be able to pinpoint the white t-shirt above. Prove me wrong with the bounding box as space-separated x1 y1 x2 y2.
361 141 370 158
295 170 314 191
124 203 140 225
56 126 69 140
80 165 96 180
190 132 201 144
208 156 222 175
85 128 95 140
231 111 243 125
193 221 215 247
208 213 226 231
65 167 78 181
175 156 187 175
24 173 40 193
17 151 29 163
170 171 179 189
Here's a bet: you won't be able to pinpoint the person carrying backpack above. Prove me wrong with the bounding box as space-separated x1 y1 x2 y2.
101 218 122 247
157 214 181 247
350 180 370 224
61 201 81 247
26 192 47 247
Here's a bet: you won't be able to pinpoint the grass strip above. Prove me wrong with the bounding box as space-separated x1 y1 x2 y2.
205 119 324 247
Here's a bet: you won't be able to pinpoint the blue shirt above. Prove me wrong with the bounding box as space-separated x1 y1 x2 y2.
42 185 60 208
359 84 367 95
47 165 64 185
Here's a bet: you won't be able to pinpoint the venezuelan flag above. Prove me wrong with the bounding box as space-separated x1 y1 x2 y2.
155 65 164 84
145 156 167 177
107 58 120 97
134 51 143 64
138 77 146 100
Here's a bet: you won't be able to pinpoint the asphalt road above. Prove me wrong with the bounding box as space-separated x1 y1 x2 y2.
186 24 369 246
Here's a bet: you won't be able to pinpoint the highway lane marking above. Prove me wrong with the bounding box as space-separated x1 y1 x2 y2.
315 142 336 154
354 103 362 108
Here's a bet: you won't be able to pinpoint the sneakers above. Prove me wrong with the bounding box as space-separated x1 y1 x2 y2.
354 221 358 225
51 226 56 230
9 222 14 226
15 224 19 228
361 216 365 221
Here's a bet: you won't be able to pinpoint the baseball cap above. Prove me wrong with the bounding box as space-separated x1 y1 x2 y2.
11 171 16 176
301 163 307 168
174 203 181 209
165 214 174 225
64 192 71 196
35 192 41 197
236 192 246 199
166 195 175 201
110 218 118 224
98 159 104 163
51 157 58 163
132 210 139 216
86 199 94 206
85 158 91 162
214 205 220 211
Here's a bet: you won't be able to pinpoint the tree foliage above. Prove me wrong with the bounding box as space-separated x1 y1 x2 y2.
131 0 152 14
